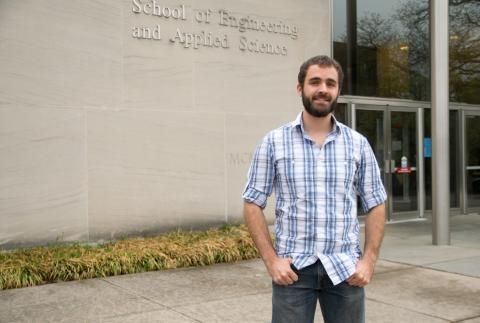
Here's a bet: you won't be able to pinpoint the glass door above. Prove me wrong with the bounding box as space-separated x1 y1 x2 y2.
355 106 420 220
389 110 418 216
465 113 480 212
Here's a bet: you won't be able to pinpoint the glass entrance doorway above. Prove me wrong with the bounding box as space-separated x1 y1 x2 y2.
465 113 480 212
355 106 420 220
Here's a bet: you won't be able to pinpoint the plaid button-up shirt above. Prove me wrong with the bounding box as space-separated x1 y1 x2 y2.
243 112 387 285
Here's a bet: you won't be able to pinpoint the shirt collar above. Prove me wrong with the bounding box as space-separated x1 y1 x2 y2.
293 112 342 137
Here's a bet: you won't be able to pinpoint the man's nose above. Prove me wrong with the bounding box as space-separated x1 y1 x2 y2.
317 82 327 93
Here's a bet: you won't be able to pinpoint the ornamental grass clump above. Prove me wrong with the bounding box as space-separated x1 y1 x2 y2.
0 225 259 290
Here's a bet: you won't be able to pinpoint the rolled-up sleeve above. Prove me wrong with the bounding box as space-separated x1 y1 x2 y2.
357 137 387 213
242 135 275 209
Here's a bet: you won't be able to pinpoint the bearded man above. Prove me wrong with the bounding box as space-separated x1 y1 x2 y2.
243 55 387 323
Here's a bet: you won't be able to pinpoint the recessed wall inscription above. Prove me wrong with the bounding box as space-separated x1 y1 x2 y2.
131 0 298 56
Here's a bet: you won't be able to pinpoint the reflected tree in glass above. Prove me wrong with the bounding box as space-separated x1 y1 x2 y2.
449 0 480 104
334 0 479 104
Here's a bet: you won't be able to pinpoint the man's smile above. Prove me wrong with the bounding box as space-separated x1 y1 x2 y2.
312 94 331 103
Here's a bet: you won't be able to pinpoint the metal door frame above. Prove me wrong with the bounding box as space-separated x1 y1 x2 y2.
460 109 480 214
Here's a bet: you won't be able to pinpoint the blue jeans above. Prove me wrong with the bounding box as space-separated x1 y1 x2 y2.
272 260 364 323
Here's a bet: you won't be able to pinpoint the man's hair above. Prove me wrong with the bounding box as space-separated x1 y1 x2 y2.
297 55 344 92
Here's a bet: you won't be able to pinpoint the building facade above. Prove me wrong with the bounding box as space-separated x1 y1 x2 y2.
0 0 478 247
0 0 330 247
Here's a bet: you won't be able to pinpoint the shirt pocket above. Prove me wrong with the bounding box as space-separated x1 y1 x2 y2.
275 157 307 199
334 157 357 195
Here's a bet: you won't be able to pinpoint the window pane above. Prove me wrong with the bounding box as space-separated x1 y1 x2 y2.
334 103 348 124
333 0 430 100
449 0 480 104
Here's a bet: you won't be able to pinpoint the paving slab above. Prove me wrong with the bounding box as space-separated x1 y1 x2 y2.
428 255 480 277
367 266 480 322
0 278 162 323
365 300 449 323
104 262 271 308
380 238 480 268
174 293 272 323
101 308 199 323
374 214 480 278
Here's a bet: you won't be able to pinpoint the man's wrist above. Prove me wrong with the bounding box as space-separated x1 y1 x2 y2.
263 253 280 267
362 251 378 264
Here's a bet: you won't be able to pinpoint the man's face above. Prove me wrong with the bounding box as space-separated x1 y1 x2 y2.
297 65 340 118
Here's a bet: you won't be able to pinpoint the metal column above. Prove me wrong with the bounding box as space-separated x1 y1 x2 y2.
346 0 357 94
459 110 467 215
417 107 425 219
431 0 450 245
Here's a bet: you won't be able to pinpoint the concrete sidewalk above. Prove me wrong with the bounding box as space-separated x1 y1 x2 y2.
1 214 480 323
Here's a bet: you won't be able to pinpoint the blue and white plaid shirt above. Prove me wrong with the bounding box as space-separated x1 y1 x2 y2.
243 112 387 285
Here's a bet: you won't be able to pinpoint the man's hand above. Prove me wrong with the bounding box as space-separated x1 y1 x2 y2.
346 257 375 287
266 257 298 286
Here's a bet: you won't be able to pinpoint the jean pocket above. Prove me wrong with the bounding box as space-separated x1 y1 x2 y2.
290 263 299 274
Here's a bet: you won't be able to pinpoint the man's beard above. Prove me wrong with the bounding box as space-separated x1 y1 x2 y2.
302 91 338 118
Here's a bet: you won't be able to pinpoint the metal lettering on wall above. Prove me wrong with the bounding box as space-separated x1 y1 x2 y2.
131 0 298 56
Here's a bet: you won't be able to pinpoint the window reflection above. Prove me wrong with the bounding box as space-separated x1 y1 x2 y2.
334 0 480 104
449 0 480 104
334 0 430 100
333 103 348 124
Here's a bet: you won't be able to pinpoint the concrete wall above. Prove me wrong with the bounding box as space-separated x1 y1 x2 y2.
0 0 331 247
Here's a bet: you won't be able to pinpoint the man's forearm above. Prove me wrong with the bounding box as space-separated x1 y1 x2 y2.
243 201 277 264
363 203 386 262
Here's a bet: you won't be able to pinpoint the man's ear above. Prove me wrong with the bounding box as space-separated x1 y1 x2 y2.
296 83 302 96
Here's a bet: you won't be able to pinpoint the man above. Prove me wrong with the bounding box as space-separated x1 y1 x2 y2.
242 55 386 323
